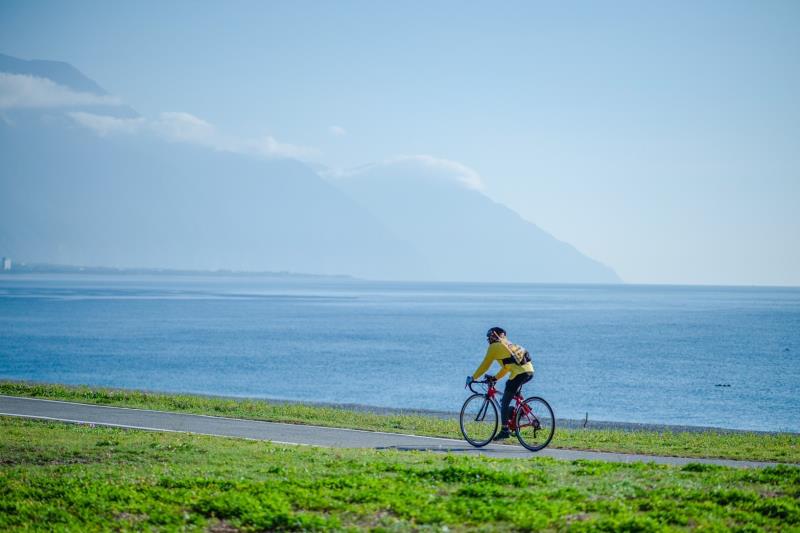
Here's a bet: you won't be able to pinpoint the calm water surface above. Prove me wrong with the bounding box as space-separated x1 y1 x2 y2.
1 274 798 432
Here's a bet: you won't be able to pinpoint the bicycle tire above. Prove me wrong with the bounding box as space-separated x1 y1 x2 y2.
459 393 499 447
514 396 555 452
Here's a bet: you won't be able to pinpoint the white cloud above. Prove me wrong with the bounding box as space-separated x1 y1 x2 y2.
68 112 144 136
392 155 484 190
68 110 316 161
2 71 314 160
0 73 121 109
328 125 347 137
326 154 485 191
251 136 318 159
152 112 216 144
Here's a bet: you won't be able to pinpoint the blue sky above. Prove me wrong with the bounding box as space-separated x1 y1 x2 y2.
1 0 798 285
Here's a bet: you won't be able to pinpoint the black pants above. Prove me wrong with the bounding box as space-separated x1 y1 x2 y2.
500 372 533 428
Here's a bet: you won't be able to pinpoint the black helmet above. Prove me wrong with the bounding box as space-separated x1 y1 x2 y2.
486 326 506 343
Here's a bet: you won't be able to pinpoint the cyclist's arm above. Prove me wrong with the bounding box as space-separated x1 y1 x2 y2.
495 365 509 380
471 351 494 380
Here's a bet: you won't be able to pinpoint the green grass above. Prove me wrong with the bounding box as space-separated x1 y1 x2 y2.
2 380 799 464
1 416 799 531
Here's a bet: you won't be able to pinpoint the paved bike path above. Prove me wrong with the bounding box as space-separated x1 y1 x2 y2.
0 395 782 469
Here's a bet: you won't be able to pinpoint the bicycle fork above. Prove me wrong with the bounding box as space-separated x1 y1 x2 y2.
474 398 491 422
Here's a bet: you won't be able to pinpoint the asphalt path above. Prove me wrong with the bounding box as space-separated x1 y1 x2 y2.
0 395 783 469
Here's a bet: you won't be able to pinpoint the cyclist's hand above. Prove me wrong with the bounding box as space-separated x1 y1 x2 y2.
465 376 474 387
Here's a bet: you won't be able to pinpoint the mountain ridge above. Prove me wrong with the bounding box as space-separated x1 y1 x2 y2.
0 52 139 118
331 163 620 283
0 52 620 283
0 53 107 95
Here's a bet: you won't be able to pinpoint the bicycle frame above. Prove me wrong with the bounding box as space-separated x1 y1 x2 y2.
479 381 538 432
463 377 553 451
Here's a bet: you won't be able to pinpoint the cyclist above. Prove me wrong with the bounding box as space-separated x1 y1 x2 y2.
466 326 534 440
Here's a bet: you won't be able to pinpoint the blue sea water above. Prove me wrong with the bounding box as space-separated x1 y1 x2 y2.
0 274 798 432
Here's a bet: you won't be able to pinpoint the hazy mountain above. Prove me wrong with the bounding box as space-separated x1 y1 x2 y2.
0 53 619 283
0 54 423 278
0 117 425 278
330 159 621 283
0 53 107 94
0 53 138 118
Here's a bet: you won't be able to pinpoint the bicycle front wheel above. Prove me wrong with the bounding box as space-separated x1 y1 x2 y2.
515 396 555 452
459 393 499 447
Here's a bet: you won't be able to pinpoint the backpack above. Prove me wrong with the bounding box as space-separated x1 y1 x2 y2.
500 341 531 366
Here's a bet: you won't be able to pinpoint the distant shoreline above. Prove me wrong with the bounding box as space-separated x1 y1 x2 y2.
0 262 356 280
3 265 800 289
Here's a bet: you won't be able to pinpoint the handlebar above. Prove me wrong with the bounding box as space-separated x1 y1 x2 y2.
467 377 497 394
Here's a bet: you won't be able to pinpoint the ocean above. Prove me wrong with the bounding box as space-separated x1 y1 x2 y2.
1 274 798 432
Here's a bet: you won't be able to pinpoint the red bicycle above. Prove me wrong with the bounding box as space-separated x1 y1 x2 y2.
460 377 555 451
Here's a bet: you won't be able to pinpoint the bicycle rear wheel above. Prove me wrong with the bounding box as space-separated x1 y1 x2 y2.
515 397 555 452
459 393 498 447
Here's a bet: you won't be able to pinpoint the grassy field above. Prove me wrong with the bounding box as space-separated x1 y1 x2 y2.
1 381 799 464
2 416 799 531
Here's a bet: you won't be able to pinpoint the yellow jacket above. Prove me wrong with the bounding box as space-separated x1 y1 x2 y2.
471 342 534 381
